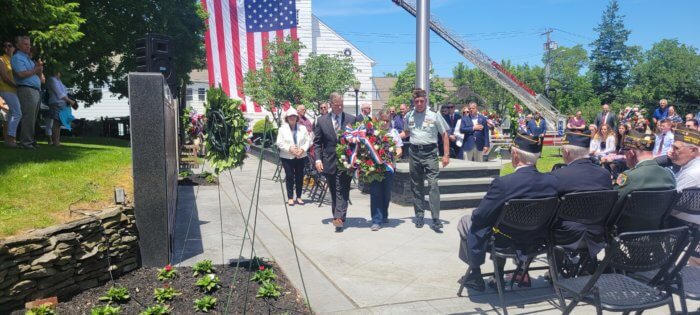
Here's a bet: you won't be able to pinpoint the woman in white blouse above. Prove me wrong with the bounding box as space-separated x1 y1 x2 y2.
591 124 616 158
276 108 311 206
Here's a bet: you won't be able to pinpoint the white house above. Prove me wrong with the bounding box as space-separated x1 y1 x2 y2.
77 0 375 121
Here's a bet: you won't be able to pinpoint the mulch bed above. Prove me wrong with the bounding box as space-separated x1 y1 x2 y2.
14 263 310 315
178 174 218 186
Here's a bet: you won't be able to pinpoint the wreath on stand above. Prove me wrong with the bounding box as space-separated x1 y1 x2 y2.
204 87 251 174
336 120 397 183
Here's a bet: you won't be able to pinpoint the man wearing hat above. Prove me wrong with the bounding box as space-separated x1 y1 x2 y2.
457 134 559 291
667 127 700 227
613 130 676 232
550 131 613 270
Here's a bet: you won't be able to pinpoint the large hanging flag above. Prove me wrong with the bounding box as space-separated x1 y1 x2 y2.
202 0 298 113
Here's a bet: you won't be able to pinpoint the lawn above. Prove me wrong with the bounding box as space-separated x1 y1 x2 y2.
0 137 133 237
500 146 563 176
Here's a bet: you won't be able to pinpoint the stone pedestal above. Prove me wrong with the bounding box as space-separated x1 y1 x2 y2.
128 73 179 266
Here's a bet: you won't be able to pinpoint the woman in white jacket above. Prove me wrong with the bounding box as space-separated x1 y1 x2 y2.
276 108 311 206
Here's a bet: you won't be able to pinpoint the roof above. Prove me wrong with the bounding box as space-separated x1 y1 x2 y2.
312 15 375 65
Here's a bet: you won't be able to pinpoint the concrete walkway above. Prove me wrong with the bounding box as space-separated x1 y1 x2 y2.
173 157 697 314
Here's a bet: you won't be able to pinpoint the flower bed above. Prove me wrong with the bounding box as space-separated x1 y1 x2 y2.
12 262 310 315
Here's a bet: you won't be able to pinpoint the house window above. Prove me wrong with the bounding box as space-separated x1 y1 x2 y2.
198 88 206 101
186 88 193 101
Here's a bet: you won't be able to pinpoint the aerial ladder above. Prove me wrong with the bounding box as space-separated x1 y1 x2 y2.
392 0 562 132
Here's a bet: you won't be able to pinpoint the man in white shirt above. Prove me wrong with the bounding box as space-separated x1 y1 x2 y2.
653 119 674 157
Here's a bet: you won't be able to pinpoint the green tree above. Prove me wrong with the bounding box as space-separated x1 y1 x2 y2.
301 53 356 109
244 37 306 126
387 62 447 109
0 0 85 63
546 45 600 116
589 0 633 103
629 39 700 113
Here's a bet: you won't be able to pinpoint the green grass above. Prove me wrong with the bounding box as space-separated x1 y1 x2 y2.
0 137 132 237
500 146 563 176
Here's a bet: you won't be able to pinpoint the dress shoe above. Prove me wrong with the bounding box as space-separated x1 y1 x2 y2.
432 219 443 229
461 270 485 292
487 276 507 290
415 217 424 228
335 227 343 233
332 218 344 228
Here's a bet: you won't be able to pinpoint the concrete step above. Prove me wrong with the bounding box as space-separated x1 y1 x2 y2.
424 192 486 209
425 177 494 194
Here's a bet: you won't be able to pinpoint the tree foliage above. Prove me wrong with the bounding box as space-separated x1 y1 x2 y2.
302 53 356 108
589 0 633 103
387 62 447 109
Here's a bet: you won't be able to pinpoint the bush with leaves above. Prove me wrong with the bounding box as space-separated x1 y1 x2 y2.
157 264 177 281
26 304 56 315
98 286 130 304
204 87 249 174
250 265 277 284
192 260 216 277
139 304 171 315
256 280 282 299
90 305 121 315
196 274 222 293
193 296 217 313
153 287 182 303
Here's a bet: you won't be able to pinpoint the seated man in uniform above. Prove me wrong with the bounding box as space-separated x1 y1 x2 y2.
457 134 559 291
613 130 676 232
551 131 613 274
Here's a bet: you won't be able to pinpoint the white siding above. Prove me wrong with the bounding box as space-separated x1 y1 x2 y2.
73 88 130 120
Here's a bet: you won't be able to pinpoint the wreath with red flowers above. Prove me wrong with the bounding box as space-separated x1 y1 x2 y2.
335 120 397 183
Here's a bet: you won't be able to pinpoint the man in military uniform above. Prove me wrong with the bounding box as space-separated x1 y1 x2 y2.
551 131 613 271
401 88 450 231
457 134 559 291
613 130 676 232
667 127 700 226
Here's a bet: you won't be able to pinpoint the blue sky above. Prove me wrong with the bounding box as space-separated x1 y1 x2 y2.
313 0 700 78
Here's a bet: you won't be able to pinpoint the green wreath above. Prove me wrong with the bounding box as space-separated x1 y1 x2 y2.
204 87 249 174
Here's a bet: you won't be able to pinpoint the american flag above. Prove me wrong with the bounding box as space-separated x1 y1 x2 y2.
201 0 298 113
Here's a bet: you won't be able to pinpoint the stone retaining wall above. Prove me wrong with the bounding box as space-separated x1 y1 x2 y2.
0 207 139 312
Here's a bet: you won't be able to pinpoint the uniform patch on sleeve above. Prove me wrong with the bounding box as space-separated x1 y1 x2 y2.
616 173 628 187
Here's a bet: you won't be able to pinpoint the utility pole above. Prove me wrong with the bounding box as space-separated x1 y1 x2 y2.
542 28 557 96
416 0 430 109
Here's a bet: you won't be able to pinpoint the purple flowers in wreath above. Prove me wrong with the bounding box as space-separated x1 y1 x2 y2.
336 120 397 183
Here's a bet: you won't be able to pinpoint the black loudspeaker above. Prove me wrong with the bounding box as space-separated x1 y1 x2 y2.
135 34 176 94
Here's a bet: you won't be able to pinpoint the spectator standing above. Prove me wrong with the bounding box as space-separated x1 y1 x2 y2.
358 103 372 121
276 108 311 206
368 110 403 231
46 70 76 146
652 99 669 125
0 41 20 147
459 102 489 162
594 104 616 129
686 119 699 131
653 119 674 157
401 88 450 231
0 96 9 138
295 104 314 136
526 111 547 139
11 36 43 149
666 106 683 124
566 110 586 132
443 103 461 158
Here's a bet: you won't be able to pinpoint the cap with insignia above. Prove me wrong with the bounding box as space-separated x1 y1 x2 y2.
622 130 655 151
674 126 700 146
513 133 543 154
562 131 592 148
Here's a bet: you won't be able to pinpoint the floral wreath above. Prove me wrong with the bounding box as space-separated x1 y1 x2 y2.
336 120 397 183
204 87 251 174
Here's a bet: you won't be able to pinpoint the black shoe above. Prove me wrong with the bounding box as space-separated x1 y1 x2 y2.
487 276 507 290
432 219 443 229
462 270 485 292
335 227 343 233
415 217 424 228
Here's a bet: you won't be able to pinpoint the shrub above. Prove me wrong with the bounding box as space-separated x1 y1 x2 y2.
196 274 222 293
153 287 182 303
99 286 130 304
25 304 56 315
90 305 121 315
192 260 216 277
252 118 278 135
139 304 171 315
193 296 217 313
250 265 277 284
256 280 282 299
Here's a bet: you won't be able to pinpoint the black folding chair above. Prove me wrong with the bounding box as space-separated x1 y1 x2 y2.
457 197 559 315
552 226 689 315
548 190 619 279
608 189 678 236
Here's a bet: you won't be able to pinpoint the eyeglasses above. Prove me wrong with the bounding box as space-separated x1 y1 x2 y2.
2 44 12 48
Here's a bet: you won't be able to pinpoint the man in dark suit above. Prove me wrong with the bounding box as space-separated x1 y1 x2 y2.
551 131 613 261
443 103 462 158
314 92 360 232
460 102 489 162
594 103 616 129
457 134 559 291
357 103 372 122
526 111 547 139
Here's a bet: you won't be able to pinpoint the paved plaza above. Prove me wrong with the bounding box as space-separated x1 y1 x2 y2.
173 157 698 314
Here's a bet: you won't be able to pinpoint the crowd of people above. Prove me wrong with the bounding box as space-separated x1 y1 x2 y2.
0 35 78 149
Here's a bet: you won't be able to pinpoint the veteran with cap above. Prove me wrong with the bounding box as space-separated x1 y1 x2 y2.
613 130 676 232
401 88 450 231
457 133 559 291
551 131 613 260
667 127 700 226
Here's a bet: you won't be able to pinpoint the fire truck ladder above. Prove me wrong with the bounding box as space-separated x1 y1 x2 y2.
392 0 561 132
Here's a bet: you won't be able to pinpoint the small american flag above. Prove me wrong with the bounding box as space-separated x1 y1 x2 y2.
202 0 298 113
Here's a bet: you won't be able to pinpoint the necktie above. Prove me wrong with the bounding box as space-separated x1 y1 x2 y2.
333 115 340 131
603 112 608 125
657 133 665 155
